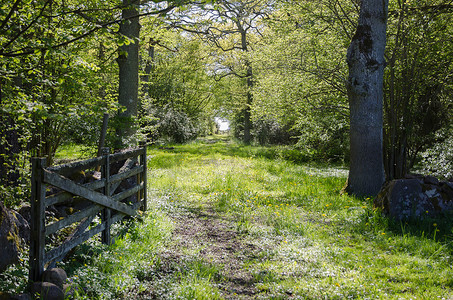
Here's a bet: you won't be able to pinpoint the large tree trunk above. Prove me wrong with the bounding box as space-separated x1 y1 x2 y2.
117 0 140 147
345 0 389 197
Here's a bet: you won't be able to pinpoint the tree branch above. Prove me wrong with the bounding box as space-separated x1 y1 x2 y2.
0 0 52 52
0 0 22 33
389 4 453 17
0 4 177 57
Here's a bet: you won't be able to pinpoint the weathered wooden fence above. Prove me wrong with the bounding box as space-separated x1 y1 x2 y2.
29 146 147 282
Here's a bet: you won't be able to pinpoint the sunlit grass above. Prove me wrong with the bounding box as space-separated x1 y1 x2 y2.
142 138 453 299
54 143 96 161
5 137 449 299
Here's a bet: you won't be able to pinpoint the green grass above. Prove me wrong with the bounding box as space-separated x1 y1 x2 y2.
54 143 97 162
2 137 451 299
139 137 452 299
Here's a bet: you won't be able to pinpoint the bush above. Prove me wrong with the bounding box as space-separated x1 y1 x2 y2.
253 117 295 145
420 128 453 179
158 106 198 144
294 116 349 163
140 103 199 144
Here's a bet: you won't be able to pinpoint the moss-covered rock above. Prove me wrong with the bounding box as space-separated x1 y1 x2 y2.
374 176 453 220
0 201 20 272
0 201 30 273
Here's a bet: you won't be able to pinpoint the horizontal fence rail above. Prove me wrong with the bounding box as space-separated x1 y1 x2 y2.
29 146 147 282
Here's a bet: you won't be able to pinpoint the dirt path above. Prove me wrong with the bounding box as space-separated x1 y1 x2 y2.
159 206 267 299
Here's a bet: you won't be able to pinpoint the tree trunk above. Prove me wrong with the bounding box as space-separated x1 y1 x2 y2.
117 0 140 147
243 64 253 144
241 30 252 144
141 38 155 96
345 0 388 197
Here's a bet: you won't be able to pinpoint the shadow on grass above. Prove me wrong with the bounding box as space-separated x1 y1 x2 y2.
151 137 316 165
388 213 453 244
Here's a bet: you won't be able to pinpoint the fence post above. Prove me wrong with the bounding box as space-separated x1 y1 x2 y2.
101 147 111 245
139 142 147 211
29 158 47 283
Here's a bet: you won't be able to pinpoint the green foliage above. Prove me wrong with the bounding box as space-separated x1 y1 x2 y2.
251 0 354 157
0 0 122 207
252 116 295 145
0 249 29 294
384 0 453 178
156 105 199 144
139 30 216 143
420 127 453 179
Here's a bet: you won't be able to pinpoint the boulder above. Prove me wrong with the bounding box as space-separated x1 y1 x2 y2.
0 201 28 272
12 211 30 245
31 282 64 300
41 268 67 290
18 204 31 225
9 294 32 300
375 176 453 220
0 292 12 300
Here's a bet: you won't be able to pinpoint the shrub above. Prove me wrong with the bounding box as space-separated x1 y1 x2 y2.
421 128 453 179
253 117 295 145
158 106 198 144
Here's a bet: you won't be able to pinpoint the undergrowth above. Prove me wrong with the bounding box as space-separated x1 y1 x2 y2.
1 136 452 299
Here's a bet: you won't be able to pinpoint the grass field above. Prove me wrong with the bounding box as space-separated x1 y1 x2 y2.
2 136 452 299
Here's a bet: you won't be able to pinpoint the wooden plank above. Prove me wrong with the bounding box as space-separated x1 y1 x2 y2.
109 165 144 184
47 156 105 177
45 222 106 264
29 158 47 283
108 158 138 196
45 204 102 236
112 182 144 203
49 214 96 266
45 179 105 207
101 147 111 245
48 200 144 266
45 165 142 207
43 170 136 216
142 145 147 211
101 200 144 246
109 148 144 163
110 201 143 225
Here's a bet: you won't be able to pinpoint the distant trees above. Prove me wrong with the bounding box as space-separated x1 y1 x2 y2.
139 29 216 143
252 1 356 158
171 0 272 143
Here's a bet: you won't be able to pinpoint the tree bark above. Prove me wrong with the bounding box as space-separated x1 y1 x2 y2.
345 0 388 197
241 30 252 144
117 0 140 147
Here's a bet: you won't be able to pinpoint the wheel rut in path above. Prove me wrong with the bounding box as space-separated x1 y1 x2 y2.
163 207 266 299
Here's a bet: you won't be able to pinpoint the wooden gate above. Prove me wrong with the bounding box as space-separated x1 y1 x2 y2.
29 146 147 282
